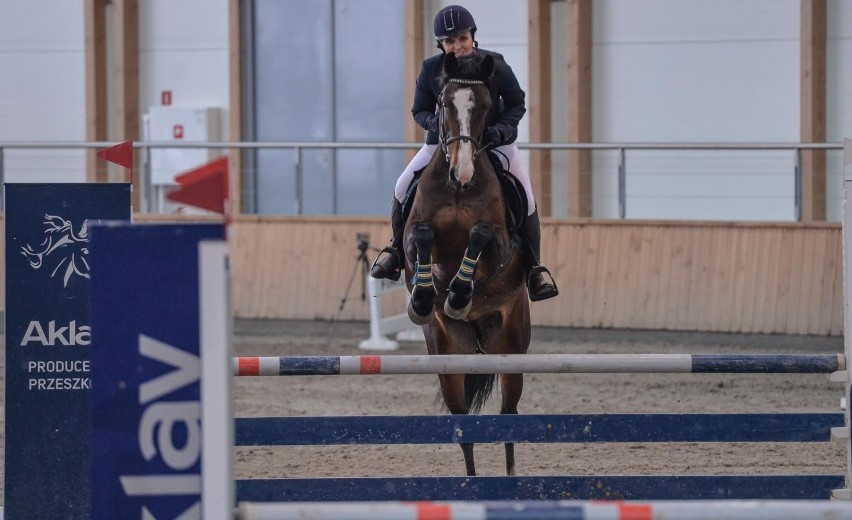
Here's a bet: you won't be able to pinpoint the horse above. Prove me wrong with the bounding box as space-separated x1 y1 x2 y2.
402 52 531 477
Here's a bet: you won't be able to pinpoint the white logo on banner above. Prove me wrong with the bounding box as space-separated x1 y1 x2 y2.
20 214 90 287
119 334 202 519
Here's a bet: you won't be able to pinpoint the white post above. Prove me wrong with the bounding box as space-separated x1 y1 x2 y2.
838 138 852 499
359 276 424 350
359 276 399 350
199 241 234 518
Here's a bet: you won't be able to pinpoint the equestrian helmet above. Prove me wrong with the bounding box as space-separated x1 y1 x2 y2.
433 5 477 41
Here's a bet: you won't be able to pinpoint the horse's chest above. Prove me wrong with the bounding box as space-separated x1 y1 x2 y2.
433 206 475 230
432 200 500 228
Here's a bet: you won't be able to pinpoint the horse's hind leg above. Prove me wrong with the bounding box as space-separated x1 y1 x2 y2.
460 442 476 476
408 224 436 324
487 305 530 476
500 373 523 476
445 222 493 320
430 320 481 476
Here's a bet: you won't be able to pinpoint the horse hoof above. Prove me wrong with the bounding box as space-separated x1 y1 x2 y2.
408 302 434 325
444 297 472 320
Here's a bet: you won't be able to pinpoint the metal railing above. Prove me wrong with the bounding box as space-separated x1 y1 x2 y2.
0 141 843 219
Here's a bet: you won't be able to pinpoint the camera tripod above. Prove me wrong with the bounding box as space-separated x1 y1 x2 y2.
326 233 374 346
336 233 372 315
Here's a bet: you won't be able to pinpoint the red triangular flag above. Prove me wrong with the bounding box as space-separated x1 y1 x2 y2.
167 156 229 214
96 141 133 170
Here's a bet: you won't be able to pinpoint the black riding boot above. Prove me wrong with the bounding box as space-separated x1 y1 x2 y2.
522 210 558 302
370 199 405 281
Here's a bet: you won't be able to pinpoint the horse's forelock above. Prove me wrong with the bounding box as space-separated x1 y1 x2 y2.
441 53 495 85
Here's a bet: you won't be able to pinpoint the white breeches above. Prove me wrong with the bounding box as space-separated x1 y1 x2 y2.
394 143 537 216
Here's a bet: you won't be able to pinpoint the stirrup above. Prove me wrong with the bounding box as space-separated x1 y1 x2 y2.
370 246 402 281
527 265 558 302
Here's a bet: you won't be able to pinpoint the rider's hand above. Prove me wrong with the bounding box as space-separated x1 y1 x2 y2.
486 126 503 146
426 114 439 133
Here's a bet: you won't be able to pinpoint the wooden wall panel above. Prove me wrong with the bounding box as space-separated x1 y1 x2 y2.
0 216 841 336
830 238 845 333
224 218 845 335
821 230 841 334
764 228 784 333
540 221 566 325
225 217 394 321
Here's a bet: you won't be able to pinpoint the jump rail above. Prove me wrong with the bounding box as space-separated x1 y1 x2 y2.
234 413 844 445
232 351 847 503
236 499 852 520
233 353 845 376
234 412 845 501
236 475 845 503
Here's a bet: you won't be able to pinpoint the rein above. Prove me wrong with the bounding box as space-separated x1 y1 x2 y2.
439 78 491 165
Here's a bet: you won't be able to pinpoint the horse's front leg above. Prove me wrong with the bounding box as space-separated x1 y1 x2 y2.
444 221 494 320
440 375 477 476
407 223 436 325
500 373 523 476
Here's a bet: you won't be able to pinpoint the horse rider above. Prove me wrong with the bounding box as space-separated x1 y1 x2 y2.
370 4 558 302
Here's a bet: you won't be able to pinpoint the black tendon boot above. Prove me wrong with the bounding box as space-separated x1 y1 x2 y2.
370 199 405 281
522 210 558 301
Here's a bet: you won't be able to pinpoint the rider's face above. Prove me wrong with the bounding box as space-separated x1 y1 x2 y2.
441 31 474 57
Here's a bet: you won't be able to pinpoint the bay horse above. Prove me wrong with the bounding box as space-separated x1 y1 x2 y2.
403 52 531 476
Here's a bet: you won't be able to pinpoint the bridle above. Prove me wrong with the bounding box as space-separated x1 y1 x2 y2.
438 78 490 164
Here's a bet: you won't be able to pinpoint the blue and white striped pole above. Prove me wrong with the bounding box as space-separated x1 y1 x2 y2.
236 499 852 520
234 353 844 376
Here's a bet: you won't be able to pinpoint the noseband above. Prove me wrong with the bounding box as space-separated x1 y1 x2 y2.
439 78 489 164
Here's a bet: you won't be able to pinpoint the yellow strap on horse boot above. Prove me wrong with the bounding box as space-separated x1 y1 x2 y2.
455 252 481 283
414 262 434 288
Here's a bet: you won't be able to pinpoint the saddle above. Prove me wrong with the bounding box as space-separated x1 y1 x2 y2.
400 150 527 237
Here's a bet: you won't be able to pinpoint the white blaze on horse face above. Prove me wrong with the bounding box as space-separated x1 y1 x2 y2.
452 88 476 186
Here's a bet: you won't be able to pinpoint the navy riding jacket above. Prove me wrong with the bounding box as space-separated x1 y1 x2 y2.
412 49 526 146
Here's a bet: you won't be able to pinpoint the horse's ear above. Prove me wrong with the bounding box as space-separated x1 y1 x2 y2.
480 54 495 78
444 52 459 75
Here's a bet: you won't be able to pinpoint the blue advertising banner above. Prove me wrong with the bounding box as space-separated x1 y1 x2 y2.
4 183 131 519
89 223 225 520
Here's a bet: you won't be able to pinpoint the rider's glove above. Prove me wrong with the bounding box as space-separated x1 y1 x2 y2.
426 114 439 134
486 126 504 146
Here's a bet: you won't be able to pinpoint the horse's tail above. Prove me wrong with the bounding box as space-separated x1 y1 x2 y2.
464 321 497 413
465 373 495 414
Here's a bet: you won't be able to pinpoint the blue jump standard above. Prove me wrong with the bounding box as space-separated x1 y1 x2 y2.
235 413 843 446
235 475 846 502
